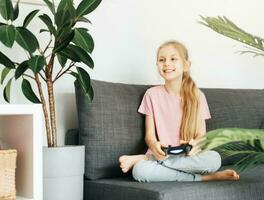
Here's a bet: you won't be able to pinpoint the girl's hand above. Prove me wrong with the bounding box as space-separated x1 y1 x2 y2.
187 139 202 156
149 141 168 161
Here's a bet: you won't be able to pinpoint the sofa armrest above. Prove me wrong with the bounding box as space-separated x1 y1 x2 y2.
65 129 79 145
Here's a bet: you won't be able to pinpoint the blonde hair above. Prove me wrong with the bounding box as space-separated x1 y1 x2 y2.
157 40 200 141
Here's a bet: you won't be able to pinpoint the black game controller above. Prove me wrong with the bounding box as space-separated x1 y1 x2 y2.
161 144 192 155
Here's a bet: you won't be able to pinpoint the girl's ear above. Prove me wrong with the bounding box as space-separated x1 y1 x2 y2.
183 60 191 72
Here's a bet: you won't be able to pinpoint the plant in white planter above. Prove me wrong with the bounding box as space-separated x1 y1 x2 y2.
0 0 102 147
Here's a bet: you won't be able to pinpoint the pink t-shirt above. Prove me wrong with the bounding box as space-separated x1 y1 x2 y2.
138 85 211 154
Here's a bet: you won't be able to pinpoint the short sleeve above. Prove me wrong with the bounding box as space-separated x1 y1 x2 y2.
200 91 211 120
138 92 153 116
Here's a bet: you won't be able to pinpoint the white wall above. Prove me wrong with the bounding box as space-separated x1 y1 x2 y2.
1 0 264 145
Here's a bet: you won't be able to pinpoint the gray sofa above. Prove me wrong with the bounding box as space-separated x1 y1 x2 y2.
66 79 264 200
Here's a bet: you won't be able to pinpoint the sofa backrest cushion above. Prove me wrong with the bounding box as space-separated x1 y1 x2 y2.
75 80 264 180
75 80 150 180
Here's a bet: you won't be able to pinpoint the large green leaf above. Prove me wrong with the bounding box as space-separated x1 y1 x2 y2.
28 55 46 74
72 28 94 53
15 27 39 54
53 29 74 53
76 67 93 101
43 0 55 15
0 0 14 20
3 78 12 102
21 79 41 103
76 0 102 18
70 44 94 68
57 54 67 68
205 128 264 173
205 128 264 150
39 14 56 35
15 60 29 79
1 67 11 84
55 0 75 29
23 9 39 28
59 45 80 62
0 25 16 47
0 51 15 69
12 0 19 21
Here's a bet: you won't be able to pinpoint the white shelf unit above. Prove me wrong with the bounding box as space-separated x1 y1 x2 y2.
0 104 43 200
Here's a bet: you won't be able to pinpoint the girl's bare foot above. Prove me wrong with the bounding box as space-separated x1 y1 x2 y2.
202 169 240 181
119 155 148 173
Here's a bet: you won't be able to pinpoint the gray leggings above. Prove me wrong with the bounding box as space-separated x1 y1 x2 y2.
132 150 221 182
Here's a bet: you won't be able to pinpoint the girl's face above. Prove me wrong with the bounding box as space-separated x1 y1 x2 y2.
157 45 190 81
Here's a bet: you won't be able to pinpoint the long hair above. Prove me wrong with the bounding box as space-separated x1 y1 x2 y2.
157 40 200 141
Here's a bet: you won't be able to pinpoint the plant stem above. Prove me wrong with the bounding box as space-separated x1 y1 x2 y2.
47 79 57 147
53 62 75 83
46 53 57 147
35 74 53 147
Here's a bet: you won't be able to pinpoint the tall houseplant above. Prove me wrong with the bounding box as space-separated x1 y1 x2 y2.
0 0 102 147
199 16 264 173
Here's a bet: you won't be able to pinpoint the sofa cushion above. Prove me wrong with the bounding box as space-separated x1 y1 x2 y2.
75 80 264 180
204 89 264 131
84 165 264 200
75 80 150 180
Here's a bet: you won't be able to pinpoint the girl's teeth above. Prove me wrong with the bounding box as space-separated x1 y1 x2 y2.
164 69 175 73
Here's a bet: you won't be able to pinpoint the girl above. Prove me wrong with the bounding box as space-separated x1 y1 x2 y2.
119 40 240 182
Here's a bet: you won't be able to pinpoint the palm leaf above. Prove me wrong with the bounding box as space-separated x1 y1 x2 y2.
199 16 264 55
204 128 264 173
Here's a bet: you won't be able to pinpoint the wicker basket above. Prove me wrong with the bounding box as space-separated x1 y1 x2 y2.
0 149 17 200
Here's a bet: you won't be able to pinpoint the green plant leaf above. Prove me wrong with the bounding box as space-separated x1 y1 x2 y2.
15 60 29 79
76 67 93 101
76 0 102 18
39 14 56 35
28 55 46 74
15 27 39 54
21 79 41 103
70 44 94 68
76 16 91 24
59 45 80 62
43 0 55 15
57 54 67 67
55 0 75 30
0 51 15 69
199 16 264 53
0 0 14 20
72 28 94 53
1 67 11 84
3 78 12 102
23 9 39 28
205 128 264 150
53 29 74 53
205 128 264 173
12 0 19 21
0 25 16 47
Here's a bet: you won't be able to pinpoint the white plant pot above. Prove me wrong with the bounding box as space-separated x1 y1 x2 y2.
43 145 85 200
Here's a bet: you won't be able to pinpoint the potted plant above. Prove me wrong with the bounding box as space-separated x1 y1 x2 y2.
0 0 102 199
198 16 264 173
